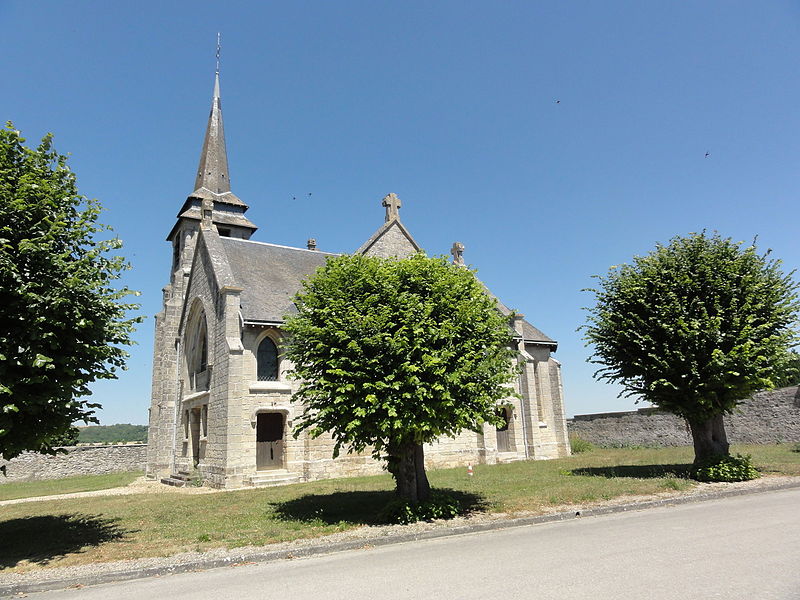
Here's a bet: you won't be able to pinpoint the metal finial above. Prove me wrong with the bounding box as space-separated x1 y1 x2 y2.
215 32 221 75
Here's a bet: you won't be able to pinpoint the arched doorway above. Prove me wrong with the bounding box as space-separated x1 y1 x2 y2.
256 412 285 470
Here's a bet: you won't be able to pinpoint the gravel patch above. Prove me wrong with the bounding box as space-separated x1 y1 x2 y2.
2 475 799 596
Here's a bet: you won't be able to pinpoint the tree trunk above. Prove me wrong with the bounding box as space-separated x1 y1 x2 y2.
688 413 730 464
414 443 431 502
395 442 418 503
389 441 431 503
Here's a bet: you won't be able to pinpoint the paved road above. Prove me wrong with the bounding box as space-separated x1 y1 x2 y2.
30 488 800 600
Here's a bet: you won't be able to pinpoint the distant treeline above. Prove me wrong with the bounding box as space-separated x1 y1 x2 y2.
78 424 148 444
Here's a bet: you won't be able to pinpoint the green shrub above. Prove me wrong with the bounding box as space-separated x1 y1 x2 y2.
791 443 800 453
569 435 595 454
380 490 463 524
692 454 759 482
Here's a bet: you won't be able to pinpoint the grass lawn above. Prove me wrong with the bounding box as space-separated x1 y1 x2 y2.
0 471 144 502
1 445 797 573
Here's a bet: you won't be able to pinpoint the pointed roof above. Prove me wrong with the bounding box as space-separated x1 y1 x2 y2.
190 73 246 208
167 70 257 241
356 219 422 257
356 193 422 257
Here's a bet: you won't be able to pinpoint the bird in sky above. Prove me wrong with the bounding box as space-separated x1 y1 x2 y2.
705 152 710 158
555 99 561 104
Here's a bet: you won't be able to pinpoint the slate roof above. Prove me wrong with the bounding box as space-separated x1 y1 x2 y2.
519 320 557 347
220 237 338 323
218 234 556 347
177 206 257 229
189 187 249 208
484 284 557 347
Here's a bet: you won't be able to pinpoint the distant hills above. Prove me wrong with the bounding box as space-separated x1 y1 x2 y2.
78 423 148 444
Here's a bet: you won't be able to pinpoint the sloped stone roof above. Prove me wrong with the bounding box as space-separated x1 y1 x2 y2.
220 237 337 323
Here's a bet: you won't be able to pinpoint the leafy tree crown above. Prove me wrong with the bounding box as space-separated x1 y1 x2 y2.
0 124 140 459
583 232 799 422
283 253 517 460
584 232 800 421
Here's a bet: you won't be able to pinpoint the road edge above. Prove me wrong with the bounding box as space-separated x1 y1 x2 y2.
3 478 800 596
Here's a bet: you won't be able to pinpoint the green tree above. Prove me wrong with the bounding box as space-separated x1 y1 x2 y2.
0 124 140 462
283 253 516 503
774 350 800 388
49 426 80 447
583 232 799 464
78 423 148 444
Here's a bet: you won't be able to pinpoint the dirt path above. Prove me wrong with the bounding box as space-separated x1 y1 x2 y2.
0 476 222 506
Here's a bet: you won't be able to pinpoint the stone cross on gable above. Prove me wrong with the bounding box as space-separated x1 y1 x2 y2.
382 193 402 222
451 241 465 266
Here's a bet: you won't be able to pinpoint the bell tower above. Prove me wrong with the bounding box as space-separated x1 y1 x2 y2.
147 39 256 478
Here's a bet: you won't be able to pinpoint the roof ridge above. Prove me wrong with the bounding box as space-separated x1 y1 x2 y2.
221 237 340 255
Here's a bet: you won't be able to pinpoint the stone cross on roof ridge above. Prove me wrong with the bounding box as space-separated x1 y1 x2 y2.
382 193 402 223
451 241 465 266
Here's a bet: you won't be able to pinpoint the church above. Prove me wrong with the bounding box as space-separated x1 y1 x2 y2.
146 72 570 489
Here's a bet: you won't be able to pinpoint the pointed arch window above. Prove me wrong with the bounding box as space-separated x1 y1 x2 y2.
257 337 279 381
186 305 210 392
191 316 208 375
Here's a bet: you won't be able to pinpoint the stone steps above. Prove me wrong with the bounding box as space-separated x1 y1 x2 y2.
160 470 196 487
496 451 523 464
243 469 301 488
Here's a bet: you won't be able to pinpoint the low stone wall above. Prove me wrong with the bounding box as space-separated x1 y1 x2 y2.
568 386 800 447
0 444 147 483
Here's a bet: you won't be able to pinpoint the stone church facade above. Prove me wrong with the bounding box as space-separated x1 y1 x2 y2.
146 73 570 489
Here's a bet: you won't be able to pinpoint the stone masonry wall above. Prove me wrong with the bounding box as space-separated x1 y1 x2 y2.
568 386 800 447
0 444 147 483
362 222 417 258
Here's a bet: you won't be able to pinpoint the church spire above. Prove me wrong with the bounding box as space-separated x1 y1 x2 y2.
193 34 231 197
193 71 231 196
168 35 256 242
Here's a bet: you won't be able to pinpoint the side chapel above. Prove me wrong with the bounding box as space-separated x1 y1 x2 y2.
146 73 570 488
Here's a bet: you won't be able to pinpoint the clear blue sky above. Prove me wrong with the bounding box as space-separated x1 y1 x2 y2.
3 1 799 424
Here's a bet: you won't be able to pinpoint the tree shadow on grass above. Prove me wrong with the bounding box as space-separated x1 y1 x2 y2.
572 464 693 479
0 513 129 569
272 488 488 525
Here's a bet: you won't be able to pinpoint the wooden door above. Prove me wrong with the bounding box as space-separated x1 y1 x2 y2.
256 413 284 470
495 407 510 452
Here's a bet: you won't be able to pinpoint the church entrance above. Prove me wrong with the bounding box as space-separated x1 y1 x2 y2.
256 412 284 470
495 407 511 452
